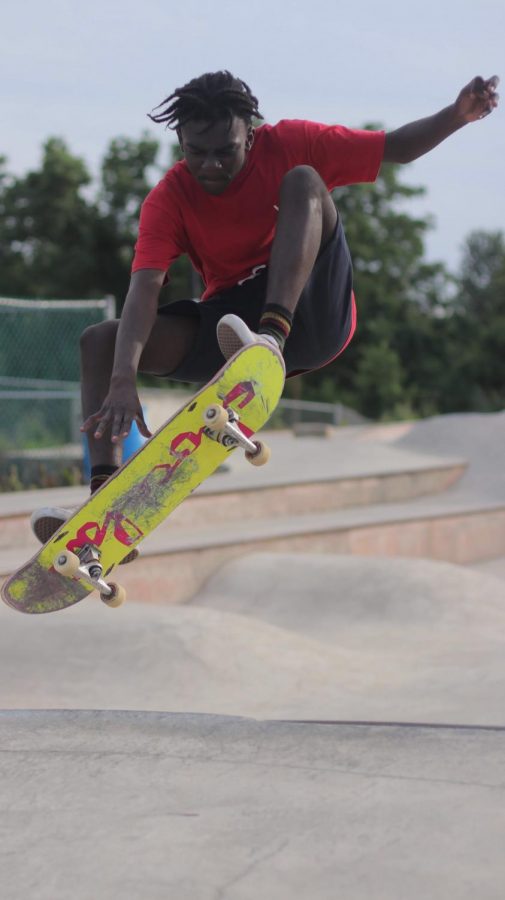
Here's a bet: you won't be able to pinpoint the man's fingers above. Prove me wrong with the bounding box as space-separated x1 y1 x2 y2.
110 412 133 443
137 417 153 439
484 92 499 112
81 410 106 434
94 415 112 439
479 82 499 118
469 74 499 97
483 83 499 102
81 396 147 443
470 75 485 94
461 74 500 120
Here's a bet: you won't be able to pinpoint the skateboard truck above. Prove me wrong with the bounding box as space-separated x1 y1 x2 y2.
203 404 271 465
53 544 126 607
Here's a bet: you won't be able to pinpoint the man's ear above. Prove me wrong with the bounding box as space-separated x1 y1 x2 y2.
245 127 255 150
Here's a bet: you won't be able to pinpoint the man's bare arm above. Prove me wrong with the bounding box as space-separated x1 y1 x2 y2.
81 268 165 442
111 269 166 383
383 75 499 165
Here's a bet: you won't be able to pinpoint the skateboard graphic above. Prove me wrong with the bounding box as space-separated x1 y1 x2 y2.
1 344 285 614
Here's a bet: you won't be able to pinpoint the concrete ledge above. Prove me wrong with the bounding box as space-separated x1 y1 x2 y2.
2 489 504 589
82 501 505 605
0 461 467 552
149 462 468 531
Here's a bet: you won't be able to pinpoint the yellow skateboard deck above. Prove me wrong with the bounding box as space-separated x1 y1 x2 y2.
2 344 285 614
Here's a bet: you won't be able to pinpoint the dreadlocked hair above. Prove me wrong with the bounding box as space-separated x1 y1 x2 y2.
148 70 263 134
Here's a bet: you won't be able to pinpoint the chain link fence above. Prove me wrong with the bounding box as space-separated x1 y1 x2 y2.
0 296 114 490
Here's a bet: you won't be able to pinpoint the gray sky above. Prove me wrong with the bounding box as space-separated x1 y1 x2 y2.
1 0 503 271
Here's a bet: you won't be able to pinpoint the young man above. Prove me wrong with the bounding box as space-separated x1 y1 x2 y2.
31 70 499 554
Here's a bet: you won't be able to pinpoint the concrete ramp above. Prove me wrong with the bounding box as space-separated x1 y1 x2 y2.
193 553 505 641
192 553 505 724
1 710 504 900
2 555 505 724
0 600 367 716
390 410 505 499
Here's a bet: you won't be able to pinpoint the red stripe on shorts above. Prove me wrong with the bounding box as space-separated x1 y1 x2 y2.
287 291 357 379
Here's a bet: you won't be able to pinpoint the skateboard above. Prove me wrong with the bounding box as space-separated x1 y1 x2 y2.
1 343 285 614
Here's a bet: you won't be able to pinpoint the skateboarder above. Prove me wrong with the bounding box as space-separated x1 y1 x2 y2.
31 70 499 554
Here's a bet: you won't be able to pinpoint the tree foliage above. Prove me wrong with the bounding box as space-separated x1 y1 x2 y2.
0 139 95 297
445 230 505 410
0 134 196 307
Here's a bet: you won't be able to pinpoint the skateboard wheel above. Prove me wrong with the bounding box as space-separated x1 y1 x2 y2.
203 403 228 430
54 551 80 577
245 440 271 466
101 582 126 608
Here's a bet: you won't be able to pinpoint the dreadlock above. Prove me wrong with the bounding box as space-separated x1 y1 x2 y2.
148 70 263 134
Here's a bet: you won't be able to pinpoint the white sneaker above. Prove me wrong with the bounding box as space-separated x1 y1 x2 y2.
30 506 77 544
216 313 280 361
30 506 139 565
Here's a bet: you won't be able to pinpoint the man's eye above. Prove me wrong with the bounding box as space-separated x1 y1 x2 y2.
188 147 236 160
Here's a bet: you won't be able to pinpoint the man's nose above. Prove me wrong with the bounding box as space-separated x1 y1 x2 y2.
201 155 222 170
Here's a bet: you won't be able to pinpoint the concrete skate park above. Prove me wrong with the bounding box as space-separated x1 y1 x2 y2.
1 408 505 899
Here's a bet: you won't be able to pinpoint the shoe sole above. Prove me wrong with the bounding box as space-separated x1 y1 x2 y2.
217 322 250 359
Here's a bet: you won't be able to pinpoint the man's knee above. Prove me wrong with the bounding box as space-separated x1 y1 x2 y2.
280 165 327 198
80 319 119 358
279 166 338 240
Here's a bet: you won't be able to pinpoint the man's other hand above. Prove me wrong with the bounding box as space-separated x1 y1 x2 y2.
455 75 499 123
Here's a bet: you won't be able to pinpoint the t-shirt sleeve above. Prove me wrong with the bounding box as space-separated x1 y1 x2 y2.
131 181 186 274
273 119 385 189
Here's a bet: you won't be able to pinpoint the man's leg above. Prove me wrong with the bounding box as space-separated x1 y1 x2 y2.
264 165 338 314
217 166 338 357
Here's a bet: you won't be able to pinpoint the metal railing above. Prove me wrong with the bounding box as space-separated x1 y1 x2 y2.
274 398 367 428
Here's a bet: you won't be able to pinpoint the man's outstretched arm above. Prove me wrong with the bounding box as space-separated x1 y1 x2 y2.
383 75 499 165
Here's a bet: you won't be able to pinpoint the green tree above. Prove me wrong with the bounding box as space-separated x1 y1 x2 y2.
0 133 199 307
0 139 96 297
353 338 408 419
0 155 26 292
447 230 505 410
93 133 161 306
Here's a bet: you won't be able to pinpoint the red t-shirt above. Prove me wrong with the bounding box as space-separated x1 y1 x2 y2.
132 119 385 300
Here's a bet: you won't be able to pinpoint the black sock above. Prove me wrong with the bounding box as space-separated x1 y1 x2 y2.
90 464 118 494
258 303 293 352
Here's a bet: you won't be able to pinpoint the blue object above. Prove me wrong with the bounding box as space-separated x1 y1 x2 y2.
82 410 148 481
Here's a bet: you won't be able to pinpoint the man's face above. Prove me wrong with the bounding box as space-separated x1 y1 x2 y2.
179 116 253 195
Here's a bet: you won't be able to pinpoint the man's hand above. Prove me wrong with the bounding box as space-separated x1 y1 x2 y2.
81 378 152 444
384 74 500 164
454 75 500 123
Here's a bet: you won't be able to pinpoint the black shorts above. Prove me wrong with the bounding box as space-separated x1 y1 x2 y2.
158 216 356 382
